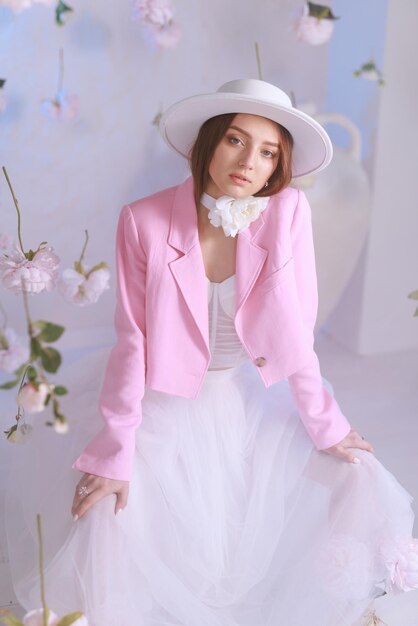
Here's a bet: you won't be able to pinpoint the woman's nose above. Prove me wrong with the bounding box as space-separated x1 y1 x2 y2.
238 148 255 169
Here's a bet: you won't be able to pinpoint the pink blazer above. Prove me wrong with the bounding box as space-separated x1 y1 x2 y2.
73 176 351 480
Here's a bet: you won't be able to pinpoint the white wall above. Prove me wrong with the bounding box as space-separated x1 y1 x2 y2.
326 0 418 354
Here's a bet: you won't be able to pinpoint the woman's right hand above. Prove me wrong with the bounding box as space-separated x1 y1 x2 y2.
71 472 129 521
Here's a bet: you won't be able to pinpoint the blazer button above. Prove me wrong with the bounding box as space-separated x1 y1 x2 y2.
254 356 267 367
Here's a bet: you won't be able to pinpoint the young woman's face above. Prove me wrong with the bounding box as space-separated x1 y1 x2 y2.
206 113 281 199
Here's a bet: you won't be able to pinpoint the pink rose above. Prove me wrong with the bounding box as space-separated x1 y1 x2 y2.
380 536 418 593
0 233 15 250
132 0 181 48
41 90 78 121
59 266 110 306
0 246 60 294
17 382 50 413
293 3 335 45
0 327 29 373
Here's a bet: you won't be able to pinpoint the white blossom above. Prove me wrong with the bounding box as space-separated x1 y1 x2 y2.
0 0 54 12
0 246 60 294
132 0 181 48
7 423 33 444
0 327 29 373
380 536 418 593
41 89 78 121
0 233 15 250
22 609 59 626
208 196 269 237
0 90 6 113
293 4 335 45
17 382 49 414
53 419 69 434
59 266 110 306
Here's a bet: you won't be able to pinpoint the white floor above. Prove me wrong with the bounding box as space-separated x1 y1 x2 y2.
1 332 418 624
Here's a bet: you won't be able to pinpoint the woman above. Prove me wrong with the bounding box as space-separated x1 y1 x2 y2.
7 80 417 626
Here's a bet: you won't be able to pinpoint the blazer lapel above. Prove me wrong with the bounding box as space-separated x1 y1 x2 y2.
167 177 269 346
168 178 209 349
235 212 268 316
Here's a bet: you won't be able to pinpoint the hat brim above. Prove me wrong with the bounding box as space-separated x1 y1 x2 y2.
159 92 333 178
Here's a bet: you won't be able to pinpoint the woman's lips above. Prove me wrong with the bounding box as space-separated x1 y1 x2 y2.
229 174 251 185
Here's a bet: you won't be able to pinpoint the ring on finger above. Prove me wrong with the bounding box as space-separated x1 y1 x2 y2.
77 484 90 497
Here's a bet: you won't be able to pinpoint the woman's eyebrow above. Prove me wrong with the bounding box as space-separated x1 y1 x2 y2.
228 125 280 147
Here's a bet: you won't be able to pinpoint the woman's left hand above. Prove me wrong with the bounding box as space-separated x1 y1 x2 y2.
323 429 374 463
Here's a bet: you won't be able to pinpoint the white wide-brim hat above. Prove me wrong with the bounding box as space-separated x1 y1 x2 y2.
159 78 333 178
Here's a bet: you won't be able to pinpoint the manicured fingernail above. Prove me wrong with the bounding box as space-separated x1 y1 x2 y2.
116 508 123 516
352 457 361 464
73 514 79 522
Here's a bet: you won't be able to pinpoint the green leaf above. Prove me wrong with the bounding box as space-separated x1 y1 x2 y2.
55 0 74 26
414 306 418 317
25 249 35 261
407 289 418 300
0 379 19 390
87 261 109 276
4 424 17 439
13 363 28 378
54 385 68 396
73 260 84 275
30 337 42 359
27 364 38 381
34 321 65 343
52 398 63 418
307 2 339 19
55 612 85 626
45 393 52 406
0 608 25 626
40 347 62 373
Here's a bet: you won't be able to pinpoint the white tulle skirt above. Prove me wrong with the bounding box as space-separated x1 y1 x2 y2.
5 348 416 626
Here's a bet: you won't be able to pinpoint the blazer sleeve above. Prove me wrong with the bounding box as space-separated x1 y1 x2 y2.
286 189 352 450
72 204 147 480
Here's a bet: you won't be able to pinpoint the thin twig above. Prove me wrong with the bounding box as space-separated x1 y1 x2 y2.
21 284 34 337
78 229 89 266
254 42 263 81
57 47 64 94
36 514 49 626
2 166 25 255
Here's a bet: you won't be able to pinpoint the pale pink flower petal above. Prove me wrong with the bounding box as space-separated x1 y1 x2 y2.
0 90 6 113
0 246 60 294
0 0 34 12
17 382 49 414
53 419 69 434
0 327 29 373
132 0 181 48
0 0 54 11
293 4 335 45
41 90 78 121
0 233 15 250
7 423 32 444
380 536 418 593
22 608 59 626
59 266 110 306
150 21 181 48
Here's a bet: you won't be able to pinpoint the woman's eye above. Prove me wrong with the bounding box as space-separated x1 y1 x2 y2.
228 136 242 145
262 149 275 158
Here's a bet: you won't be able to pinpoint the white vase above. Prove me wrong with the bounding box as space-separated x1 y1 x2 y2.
293 113 372 330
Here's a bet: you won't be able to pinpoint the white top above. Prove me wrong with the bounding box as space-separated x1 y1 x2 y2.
207 274 249 369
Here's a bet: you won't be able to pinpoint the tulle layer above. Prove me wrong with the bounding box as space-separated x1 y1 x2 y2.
5 349 416 626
